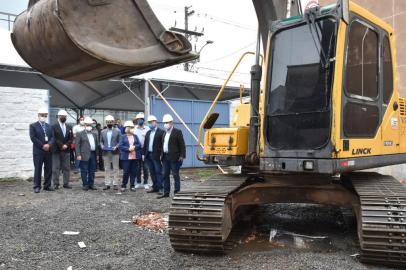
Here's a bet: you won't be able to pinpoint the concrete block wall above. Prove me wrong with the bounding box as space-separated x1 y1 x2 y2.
0 87 49 179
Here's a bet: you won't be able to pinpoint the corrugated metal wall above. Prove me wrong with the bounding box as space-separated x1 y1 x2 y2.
150 96 230 168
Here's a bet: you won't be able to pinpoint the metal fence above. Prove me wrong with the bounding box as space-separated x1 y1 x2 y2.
0 12 16 31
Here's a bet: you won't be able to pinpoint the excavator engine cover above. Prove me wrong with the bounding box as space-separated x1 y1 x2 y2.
11 0 198 81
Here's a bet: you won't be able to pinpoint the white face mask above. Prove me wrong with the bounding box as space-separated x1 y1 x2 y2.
85 126 92 132
164 123 172 131
39 116 47 123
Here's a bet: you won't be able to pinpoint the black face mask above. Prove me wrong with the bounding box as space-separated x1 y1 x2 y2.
107 124 113 129
60 117 67 123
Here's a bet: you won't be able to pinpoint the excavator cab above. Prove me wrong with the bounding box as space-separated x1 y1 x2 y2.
11 0 198 81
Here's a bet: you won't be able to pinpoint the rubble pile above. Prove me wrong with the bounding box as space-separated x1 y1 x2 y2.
133 212 169 233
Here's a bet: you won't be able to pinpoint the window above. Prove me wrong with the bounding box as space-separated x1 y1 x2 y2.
383 36 393 104
343 102 379 137
345 21 379 99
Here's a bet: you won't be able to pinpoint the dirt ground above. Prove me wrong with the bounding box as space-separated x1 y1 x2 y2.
0 169 394 270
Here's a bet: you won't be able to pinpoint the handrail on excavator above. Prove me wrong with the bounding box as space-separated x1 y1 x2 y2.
196 51 263 162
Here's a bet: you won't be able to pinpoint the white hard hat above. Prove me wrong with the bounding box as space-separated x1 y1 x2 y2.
57 109 68 116
135 112 145 120
37 107 48 114
84 117 93 124
147 115 157 122
105 115 115 121
124 120 135 128
162 114 174 123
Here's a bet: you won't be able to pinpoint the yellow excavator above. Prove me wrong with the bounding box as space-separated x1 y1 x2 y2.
12 0 406 266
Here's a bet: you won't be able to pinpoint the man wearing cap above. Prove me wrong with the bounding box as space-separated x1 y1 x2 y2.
101 115 121 190
51 109 73 189
143 115 165 194
133 112 150 190
29 107 55 193
158 114 186 199
76 117 99 191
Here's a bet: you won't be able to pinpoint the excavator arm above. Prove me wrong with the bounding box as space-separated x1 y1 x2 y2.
11 0 296 81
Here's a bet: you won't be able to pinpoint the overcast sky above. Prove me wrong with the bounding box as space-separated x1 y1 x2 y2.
0 0 258 84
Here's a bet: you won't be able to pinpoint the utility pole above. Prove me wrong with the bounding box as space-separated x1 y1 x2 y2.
169 6 204 72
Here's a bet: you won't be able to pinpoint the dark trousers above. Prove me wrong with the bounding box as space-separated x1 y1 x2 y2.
121 159 138 188
80 151 97 187
162 154 182 195
33 153 52 189
98 146 104 171
52 152 70 187
145 152 162 191
136 159 149 184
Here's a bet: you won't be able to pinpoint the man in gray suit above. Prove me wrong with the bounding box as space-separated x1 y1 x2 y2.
100 115 121 190
76 117 99 191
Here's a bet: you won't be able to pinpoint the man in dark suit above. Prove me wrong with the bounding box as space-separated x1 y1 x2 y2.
51 109 73 189
144 115 165 193
29 107 55 193
76 117 99 191
158 114 186 199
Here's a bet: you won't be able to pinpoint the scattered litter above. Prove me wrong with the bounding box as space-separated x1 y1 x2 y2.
11 258 24 262
18 193 25 196
350 253 359 257
244 234 256 244
78 242 86 249
102 203 106 206
1 263 5 267
121 220 132 224
121 201 129 204
115 192 122 195
133 212 169 232
67 267 73 270
63 231 80 235
269 229 331 250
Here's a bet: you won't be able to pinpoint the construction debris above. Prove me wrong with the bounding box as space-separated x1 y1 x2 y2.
63 231 80 235
133 212 168 233
78 242 86 249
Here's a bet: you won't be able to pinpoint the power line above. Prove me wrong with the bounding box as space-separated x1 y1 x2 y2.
199 41 256 64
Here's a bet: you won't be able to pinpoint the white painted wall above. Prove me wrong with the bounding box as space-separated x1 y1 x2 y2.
0 87 49 179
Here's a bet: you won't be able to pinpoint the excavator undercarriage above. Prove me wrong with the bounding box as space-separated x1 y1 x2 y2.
169 172 406 266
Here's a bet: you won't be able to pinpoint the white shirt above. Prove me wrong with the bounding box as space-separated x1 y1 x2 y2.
163 128 172 154
148 127 156 152
133 125 150 147
59 121 66 137
87 132 96 151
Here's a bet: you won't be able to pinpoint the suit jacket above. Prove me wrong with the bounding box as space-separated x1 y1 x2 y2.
100 128 121 155
75 130 99 161
29 121 54 155
162 128 186 161
143 127 165 161
51 122 73 153
119 134 142 160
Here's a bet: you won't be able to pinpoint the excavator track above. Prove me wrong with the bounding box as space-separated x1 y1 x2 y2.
168 174 247 253
350 173 406 267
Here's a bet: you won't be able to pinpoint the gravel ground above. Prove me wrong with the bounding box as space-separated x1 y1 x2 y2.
0 170 395 270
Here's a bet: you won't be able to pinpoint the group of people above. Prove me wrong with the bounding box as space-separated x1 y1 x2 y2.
30 108 186 199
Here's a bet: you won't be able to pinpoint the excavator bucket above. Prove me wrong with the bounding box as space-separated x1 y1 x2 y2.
11 0 198 81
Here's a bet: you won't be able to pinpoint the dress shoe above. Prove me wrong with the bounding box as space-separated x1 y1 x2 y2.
147 189 159 193
34 188 40 193
157 194 169 199
113 185 118 190
130 187 136 192
82 186 89 191
88 186 98 191
43 187 55 191
103 186 111 190
63 185 72 189
54 185 59 190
